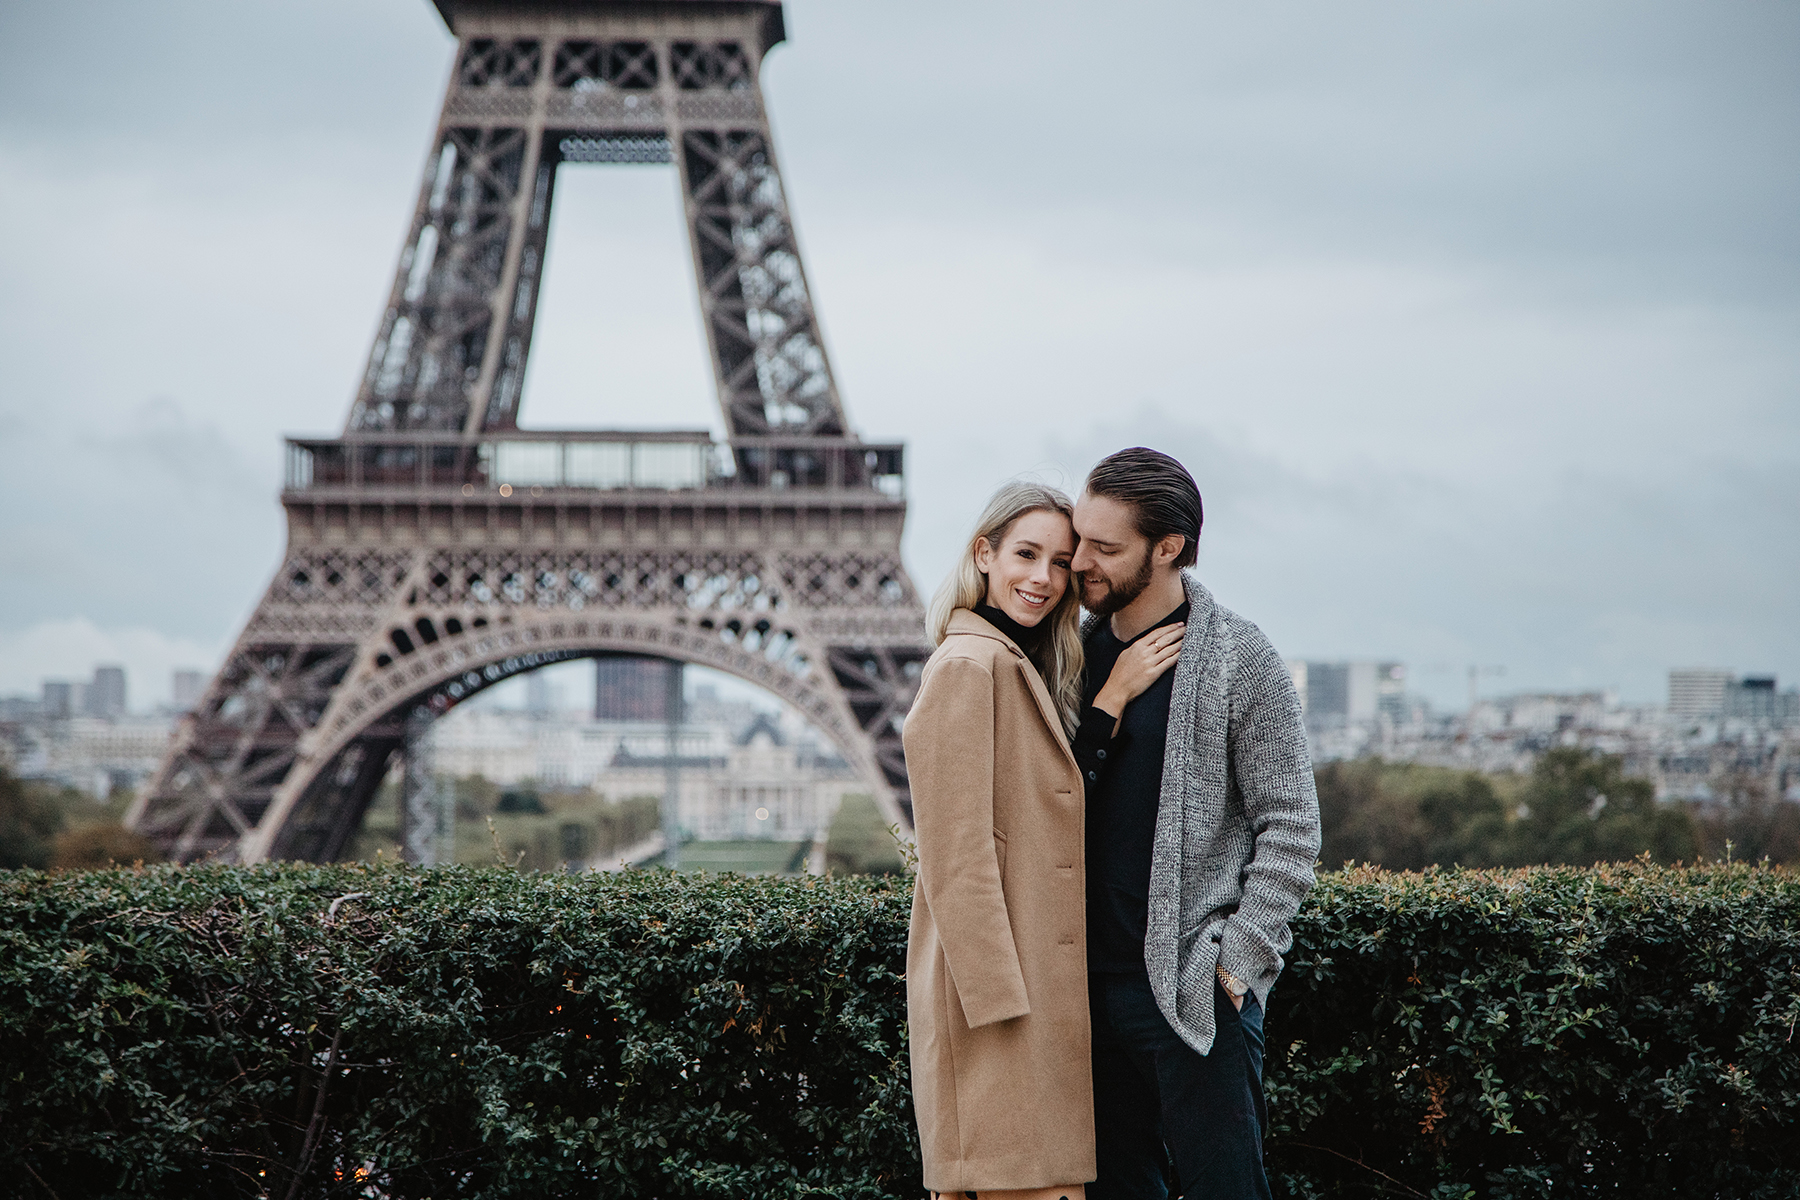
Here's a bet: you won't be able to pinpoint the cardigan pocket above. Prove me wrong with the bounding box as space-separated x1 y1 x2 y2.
1178 914 1229 946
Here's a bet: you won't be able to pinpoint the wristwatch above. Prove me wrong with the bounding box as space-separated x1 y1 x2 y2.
1215 964 1249 998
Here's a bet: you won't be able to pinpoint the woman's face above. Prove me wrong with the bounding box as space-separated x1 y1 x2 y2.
974 508 1076 628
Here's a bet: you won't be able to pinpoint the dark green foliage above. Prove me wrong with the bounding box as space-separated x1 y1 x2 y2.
1316 760 1512 870
3 862 1796 1198
1417 774 1510 869
0 768 66 869
46 822 164 871
1270 861 1800 1198
452 774 500 821
1318 749 1719 870
494 788 546 814
1514 748 1695 865
0 864 914 1199
352 778 662 868
0 767 103 870
1691 772 1800 866
590 794 662 860
825 794 906 876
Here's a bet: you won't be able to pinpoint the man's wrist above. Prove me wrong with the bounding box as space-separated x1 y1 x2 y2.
1215 963 1249 998
1093 686 1124 718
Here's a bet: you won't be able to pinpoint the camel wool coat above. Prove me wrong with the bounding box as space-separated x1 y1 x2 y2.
903 608 1094 1195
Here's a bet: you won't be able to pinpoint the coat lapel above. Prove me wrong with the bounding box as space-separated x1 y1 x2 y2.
947 608 1079 771
1020 653 1080 770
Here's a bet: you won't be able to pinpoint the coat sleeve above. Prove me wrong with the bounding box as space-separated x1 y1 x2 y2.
903 654 1031 1028
1219 627 1321 1001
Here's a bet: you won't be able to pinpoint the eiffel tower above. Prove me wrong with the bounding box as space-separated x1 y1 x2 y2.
127 0 930 864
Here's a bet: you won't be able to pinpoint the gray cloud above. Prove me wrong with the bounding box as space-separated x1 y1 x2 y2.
1030 406 1798 708
0 0 1794 715
772 2 1800 307
0 397 280 640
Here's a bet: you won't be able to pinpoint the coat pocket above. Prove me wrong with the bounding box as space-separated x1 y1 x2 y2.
992 828 1008 880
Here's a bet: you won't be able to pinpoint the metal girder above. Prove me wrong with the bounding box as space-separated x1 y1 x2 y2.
132 1 932 865
134 533 931 862
346 11 846 443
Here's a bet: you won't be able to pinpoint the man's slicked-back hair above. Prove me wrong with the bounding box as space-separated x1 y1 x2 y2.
1084 447 1203 570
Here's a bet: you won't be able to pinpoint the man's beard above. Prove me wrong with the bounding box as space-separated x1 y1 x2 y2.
1082 545 1154 617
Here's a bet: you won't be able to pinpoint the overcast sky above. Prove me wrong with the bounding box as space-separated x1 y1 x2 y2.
1 0 1795 713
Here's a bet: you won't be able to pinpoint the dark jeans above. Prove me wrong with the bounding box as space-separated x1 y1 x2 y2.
1088 974 1270 1200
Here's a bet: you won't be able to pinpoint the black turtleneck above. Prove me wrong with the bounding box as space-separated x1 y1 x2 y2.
1073 599 1190 976
973 603 1048 656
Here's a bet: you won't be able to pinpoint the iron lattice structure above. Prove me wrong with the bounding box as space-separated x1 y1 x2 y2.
128 0 929 864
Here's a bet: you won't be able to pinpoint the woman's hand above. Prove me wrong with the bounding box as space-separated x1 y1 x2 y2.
1093 623 1185 722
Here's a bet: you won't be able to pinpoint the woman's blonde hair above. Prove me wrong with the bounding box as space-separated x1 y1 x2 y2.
927 481 1085 736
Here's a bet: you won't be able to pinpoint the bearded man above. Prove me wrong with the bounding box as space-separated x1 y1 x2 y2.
1069 447 1321 1200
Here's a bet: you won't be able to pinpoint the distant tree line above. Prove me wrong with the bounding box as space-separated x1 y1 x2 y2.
1317 746 1800 870
0 767 162 871
10 750 1796 875
345 774 663 869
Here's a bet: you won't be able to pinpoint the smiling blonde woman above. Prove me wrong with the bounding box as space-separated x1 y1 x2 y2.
901 481 1096 1200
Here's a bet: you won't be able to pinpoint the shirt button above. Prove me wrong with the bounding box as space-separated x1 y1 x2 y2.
1096 749 1107 760
1087 770 1098 781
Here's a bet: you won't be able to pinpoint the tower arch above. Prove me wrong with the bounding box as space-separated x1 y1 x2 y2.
247 605 902 863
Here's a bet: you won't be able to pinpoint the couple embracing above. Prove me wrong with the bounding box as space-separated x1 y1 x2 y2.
903 448 1323 1200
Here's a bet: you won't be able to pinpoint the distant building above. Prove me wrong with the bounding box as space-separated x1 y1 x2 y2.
42 681 86 719
87 666 127 719
0 696 43 722
1467 691 1619 737
172 670 206 712
594 655 681 722
428 697 861 854
1670 669 1798 726
1276 661 1799 800
40 668 128 720
1669 669 1734 720
613 713 853 844
7 715 176 796
1293 661 1407 730
526 671 555 716
1724 676 1799 724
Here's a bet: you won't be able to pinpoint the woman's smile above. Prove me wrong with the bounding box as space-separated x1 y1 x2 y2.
975 508 1076 629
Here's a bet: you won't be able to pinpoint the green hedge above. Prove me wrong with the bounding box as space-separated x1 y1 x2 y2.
0 866 913 1200
1270 862 1799 1198
1 862 1796 1199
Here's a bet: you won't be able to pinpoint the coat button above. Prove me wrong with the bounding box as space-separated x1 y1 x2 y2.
1087 770 1098 781
1096 749 1107 760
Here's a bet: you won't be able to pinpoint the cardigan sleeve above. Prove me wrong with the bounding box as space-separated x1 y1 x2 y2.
1218 629 1322 1001
902 654 1031 1028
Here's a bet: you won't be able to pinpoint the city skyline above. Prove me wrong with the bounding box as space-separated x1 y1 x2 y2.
2 0 1796 714
8 655 1794 727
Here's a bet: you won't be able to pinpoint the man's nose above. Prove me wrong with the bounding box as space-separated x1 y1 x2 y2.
1071 546 1093 572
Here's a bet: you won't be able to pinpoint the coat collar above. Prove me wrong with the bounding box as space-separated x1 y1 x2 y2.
947 605 1027 653
945 608 1078 761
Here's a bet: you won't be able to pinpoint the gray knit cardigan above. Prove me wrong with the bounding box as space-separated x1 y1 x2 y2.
1086 573 1322 1056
